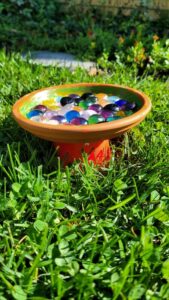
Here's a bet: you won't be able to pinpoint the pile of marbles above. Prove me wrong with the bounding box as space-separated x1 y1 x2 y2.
26 92 137 125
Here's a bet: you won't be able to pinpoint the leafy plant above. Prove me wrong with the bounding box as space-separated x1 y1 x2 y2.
148 39 169 72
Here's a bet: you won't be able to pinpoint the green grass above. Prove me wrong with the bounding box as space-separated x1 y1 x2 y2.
0 50 169 299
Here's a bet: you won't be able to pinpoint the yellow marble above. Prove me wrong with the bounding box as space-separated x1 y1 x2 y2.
96 93 109 107
73 106 82 112
47 105 60 110
42 99 55 106
116 111 126 117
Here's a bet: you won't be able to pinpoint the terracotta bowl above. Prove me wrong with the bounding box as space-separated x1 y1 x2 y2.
12 83 151 165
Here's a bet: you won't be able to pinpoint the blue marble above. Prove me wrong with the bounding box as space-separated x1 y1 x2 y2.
115 99 127 107
27 110 42 118
65 110 80 122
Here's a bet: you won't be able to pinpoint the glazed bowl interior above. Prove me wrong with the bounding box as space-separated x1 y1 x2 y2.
12 83 151 143
20 84 143 116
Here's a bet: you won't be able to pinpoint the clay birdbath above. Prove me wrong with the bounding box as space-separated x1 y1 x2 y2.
12 83 151 166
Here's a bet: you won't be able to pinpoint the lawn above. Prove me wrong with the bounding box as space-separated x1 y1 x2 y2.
0 50 169 299
0 2 169 299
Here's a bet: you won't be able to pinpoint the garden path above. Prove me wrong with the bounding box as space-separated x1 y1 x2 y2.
22 51 96 70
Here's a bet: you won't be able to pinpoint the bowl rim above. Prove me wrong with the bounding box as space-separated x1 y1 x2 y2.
12 82 151 133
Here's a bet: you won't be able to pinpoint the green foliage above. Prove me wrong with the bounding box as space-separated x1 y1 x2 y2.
0 50 169 298
149 39 169 72
0 3 169 76
0 0 61 51
0 0 60 26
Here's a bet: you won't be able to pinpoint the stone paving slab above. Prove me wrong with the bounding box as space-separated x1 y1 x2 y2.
22 51 96 70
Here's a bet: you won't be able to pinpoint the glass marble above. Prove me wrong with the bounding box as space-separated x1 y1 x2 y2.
71 117 88 125
106 116 122 122
30 116 42 122
65 110 80 122
27 110 42 118
85 100 95 107
88 104 102 113
126 102 136 110
73 106 82 112
42 99 55 106
115 99 127 107
74 97 82 106
103 104 120 112
47 105 60 110
26 90 137 126
58 103 74 115
80 109 96 119
32 105 47 112
101 109 114 119
86 95 97 103
60 96 74 106
116 111 126 117
96 93 108 101
43 110 58 119
88 114 105 124
55 96 62 103
108 96 120 103
79 100 88 110
81 92 93 100
125 110 133 116
45 119 59 125
50 115 67 124
69 94 80 99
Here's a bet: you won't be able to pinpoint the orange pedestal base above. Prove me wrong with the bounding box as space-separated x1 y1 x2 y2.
54 140 111 166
